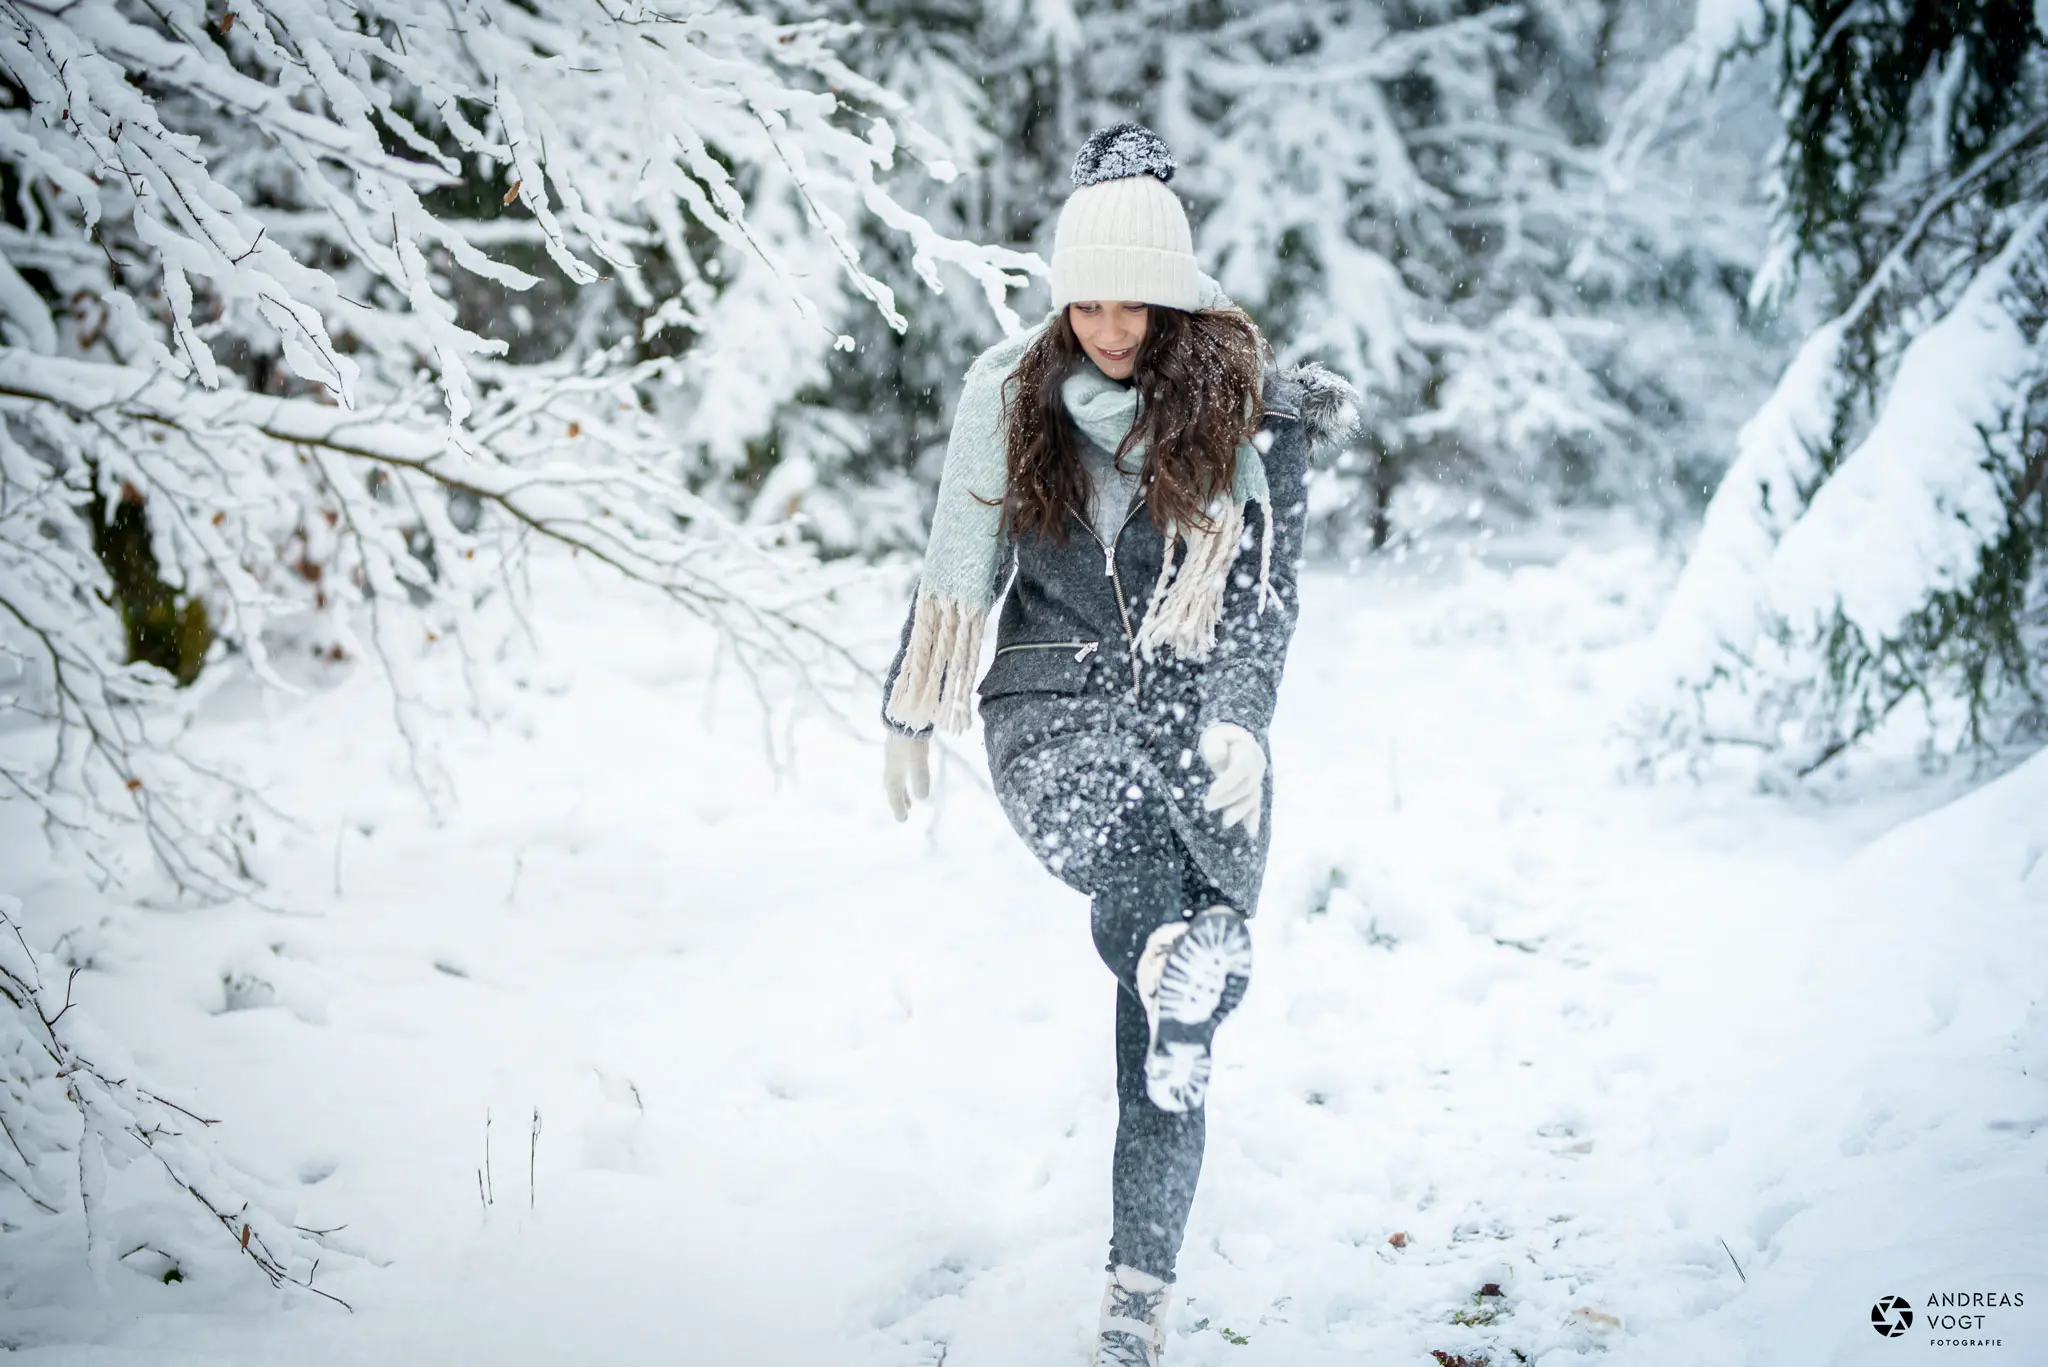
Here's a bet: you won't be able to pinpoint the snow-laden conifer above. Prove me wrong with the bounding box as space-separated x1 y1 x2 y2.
1640 1 2048 777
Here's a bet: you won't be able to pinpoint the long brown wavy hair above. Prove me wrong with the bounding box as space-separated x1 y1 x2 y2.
995 304 1271 546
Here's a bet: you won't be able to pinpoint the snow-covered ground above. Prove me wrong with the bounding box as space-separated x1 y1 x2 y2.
4 522 2044 1365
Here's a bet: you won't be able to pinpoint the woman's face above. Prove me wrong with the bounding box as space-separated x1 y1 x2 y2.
1068 301 1149 381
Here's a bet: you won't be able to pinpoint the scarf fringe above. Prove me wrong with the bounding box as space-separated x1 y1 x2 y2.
1253 489 1277 614
885 590 985 735
1131 492 1277 663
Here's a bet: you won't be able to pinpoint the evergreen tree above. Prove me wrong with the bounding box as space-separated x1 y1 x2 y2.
1644 0 2048 779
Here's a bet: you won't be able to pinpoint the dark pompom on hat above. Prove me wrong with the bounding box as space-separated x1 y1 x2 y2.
1070 121 1177 187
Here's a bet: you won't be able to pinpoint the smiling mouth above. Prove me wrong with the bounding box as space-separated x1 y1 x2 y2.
1099 346 1134 360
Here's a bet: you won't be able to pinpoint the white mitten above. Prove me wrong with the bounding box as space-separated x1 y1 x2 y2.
883 732 931 822
1199 722 1266 837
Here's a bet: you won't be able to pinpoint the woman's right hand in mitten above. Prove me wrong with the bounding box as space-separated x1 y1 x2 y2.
884 732 931 822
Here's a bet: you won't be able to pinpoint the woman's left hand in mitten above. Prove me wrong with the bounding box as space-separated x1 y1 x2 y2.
1199 723 1266 837
883 732 932 823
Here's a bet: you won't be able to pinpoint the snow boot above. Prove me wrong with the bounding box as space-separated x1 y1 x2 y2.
1134 905 1252 1113
1092 1262 1171 1366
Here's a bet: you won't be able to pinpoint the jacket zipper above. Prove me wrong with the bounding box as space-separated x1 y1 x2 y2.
995 640 1100 663
1074 497 1149 701
1065 422 1275 703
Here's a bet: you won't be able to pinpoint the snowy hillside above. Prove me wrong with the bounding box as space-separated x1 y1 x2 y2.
4 528 2042 1365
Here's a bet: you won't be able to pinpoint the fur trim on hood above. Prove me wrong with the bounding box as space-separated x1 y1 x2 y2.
1265 360 1363 461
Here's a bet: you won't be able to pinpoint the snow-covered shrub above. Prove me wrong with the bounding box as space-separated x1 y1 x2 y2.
0 0 1030 892
1638 0 2048 778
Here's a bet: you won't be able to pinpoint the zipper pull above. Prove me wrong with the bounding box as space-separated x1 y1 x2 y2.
1074 641 1099 663
1102 542 1115 576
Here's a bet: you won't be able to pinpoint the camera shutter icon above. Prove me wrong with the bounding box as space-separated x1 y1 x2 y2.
1870 1295 1914 1337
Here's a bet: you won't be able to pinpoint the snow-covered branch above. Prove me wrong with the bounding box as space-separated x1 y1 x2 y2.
0 895 346 1303
0 0 1026 893
1775 208 2047 648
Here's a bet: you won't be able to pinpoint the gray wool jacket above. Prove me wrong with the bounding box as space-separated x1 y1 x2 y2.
882 362 1359 914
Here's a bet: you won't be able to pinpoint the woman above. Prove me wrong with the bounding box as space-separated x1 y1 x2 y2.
879 123 1357 1366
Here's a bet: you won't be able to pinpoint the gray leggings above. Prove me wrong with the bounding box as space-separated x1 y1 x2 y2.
1088 787 1230 1283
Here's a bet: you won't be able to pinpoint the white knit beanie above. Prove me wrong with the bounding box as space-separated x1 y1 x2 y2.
1050 123 1201 311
